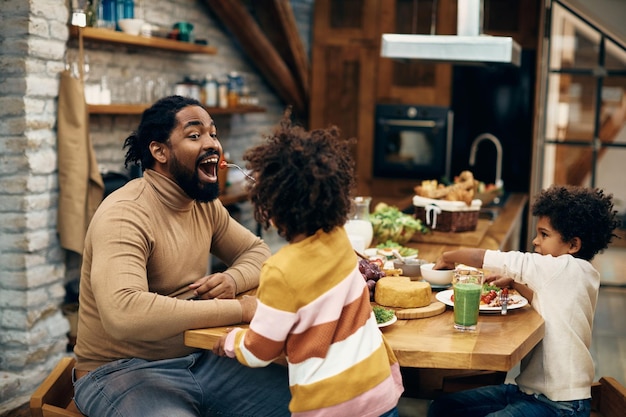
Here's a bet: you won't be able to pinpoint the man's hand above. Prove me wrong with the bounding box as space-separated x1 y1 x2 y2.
188 273 237 299
238 295 257 323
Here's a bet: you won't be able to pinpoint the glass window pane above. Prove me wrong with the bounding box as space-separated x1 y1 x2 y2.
549 3 601 70
541 142 596 188
546 73 597 141
600 76 626 146
596 147 626 217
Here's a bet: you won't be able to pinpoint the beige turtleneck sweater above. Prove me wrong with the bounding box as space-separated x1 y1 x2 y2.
74 169 270 371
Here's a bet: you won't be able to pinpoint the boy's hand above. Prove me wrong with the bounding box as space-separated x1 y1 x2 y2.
485 274 514 289
433 258 455 271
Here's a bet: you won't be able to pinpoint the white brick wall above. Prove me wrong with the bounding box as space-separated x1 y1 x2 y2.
0 0 313 412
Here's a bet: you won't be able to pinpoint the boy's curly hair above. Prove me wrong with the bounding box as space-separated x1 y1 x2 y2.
243 110 356 242
531 184 621 261
123 95 204 171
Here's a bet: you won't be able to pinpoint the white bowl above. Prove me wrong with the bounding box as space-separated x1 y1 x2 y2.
420 263 454 286
118 19 145 36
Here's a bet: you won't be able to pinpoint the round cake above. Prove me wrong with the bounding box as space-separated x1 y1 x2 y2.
375 276 432 308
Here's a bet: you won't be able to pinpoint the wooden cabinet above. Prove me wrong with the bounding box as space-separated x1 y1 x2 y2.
310 0 457 196
310 0 381 196
377 0 456 107
311 0 381 42
483 0 540 50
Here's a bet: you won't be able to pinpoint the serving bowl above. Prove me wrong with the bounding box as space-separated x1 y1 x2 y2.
393 259 427 280
118 18 145 36
420 263 454 286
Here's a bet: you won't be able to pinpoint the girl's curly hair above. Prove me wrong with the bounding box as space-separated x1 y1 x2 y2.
123 95 203 171
243 109 356 242
531 184 621 261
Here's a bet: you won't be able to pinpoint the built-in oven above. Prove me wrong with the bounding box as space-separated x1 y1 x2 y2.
373 104 453 181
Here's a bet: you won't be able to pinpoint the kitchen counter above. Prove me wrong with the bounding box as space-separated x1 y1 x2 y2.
398 193 529 262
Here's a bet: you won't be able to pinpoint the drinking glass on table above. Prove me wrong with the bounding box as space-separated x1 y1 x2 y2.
453 269 484 331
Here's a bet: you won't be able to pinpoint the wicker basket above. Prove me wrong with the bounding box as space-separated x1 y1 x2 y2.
413 196 482 233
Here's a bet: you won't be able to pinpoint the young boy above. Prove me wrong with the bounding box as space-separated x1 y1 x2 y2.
428 185 621 417
212 111 404 416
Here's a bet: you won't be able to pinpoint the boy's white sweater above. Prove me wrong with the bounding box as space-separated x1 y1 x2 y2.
483 250 599 401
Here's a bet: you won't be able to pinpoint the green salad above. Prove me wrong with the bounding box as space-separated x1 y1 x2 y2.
370 203 429 245
373 306 395 324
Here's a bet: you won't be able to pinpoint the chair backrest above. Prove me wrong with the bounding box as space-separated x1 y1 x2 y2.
591 376 626 417
30 357 84 417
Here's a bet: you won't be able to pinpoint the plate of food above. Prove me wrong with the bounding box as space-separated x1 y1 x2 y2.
373 306 397 328
435 287 528 313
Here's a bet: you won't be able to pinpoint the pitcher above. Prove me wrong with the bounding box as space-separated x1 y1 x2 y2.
344 196 373 249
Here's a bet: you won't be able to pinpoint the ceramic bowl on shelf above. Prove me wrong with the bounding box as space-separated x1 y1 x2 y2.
420 263 454 286
118 18 145 36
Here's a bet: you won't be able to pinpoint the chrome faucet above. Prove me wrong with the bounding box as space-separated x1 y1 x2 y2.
468 133 504 189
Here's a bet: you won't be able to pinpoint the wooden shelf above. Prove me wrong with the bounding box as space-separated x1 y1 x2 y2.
70 26 217 54
87 104 266 115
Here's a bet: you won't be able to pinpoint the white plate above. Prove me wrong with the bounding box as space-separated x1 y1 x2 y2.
377 315 398 328
435 289 528 313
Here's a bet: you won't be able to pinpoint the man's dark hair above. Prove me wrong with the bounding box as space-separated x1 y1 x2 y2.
123 95 203 170
531 184 621 260
243 109 356 242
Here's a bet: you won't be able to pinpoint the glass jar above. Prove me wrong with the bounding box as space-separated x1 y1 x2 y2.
344 196 373 249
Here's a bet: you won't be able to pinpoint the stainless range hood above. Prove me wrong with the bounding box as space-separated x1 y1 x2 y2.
380 0 521 66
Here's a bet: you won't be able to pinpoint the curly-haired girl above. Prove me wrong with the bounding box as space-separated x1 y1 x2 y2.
213 110 404 417
428 184 621 417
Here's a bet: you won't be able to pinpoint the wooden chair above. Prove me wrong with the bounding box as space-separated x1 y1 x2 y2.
591 376 626 417
30 356 84 417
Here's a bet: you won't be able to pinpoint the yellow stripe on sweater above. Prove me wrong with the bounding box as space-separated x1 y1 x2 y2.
289 342 392 412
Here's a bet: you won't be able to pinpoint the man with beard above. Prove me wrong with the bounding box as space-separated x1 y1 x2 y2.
71 96 291 417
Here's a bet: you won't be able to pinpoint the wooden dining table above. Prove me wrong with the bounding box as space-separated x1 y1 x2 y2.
184 294 544 372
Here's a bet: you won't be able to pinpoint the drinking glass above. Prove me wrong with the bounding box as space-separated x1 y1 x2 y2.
453 269 484 331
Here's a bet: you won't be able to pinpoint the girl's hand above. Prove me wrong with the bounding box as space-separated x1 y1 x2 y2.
212 334 228 356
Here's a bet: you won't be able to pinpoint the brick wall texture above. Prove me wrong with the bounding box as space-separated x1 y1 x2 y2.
0 0 313 411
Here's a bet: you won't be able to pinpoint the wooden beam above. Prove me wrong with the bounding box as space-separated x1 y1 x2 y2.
203 0 306 115
252 0 309 106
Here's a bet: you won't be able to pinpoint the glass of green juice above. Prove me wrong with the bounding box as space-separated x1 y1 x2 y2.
453 269 484 331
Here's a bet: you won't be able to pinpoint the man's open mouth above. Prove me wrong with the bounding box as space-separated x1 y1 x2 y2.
198 155 219 182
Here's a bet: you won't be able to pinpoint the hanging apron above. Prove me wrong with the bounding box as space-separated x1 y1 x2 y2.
56 69 104 255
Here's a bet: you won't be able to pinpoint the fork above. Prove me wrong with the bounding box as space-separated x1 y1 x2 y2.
500 266 512 315
500 288 509 315
219 160 256 182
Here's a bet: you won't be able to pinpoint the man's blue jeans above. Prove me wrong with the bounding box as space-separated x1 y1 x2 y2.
427 383 591 417
73 351 291 417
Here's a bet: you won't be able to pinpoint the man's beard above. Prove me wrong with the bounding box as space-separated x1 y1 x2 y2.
170 155 220 203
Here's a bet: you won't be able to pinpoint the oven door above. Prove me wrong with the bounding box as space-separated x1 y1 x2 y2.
373 105 453 180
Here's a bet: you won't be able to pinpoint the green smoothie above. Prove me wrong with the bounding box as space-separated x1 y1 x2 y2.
453 282 482 330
